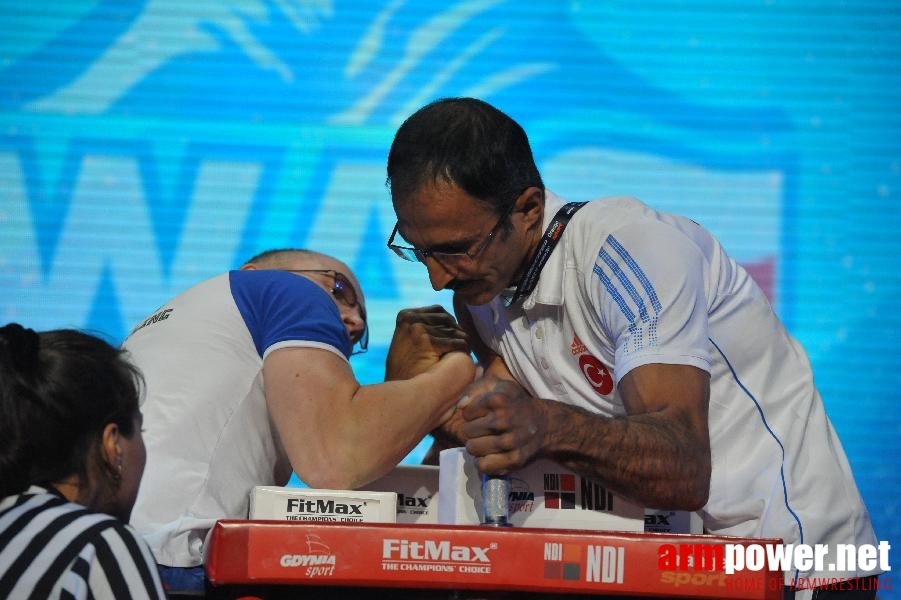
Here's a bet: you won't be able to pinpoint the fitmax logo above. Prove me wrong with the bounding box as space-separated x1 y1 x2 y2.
287 498 364 515
383 539 495 563
397 494 429 508
645 514 671 527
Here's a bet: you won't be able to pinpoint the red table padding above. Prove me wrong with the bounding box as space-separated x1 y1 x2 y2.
205 520 782 598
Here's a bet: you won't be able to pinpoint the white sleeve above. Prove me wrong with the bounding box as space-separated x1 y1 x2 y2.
589 220 712 383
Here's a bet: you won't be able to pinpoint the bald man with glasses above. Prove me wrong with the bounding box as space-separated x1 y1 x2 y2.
123 248 474 594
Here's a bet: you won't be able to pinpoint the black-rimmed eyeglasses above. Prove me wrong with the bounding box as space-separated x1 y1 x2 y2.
386 201 516 266
284 269 369 355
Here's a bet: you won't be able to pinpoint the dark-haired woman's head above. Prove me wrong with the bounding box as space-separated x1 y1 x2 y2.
0 323 146 521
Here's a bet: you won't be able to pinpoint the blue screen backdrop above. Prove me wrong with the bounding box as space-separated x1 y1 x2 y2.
1 1 898 586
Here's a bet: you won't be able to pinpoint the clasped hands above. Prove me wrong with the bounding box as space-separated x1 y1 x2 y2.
448 373 547 475
385 305 546 475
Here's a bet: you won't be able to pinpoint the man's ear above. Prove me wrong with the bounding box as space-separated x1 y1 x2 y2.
518 186 545 229
239 263 258 271
100 422 122 468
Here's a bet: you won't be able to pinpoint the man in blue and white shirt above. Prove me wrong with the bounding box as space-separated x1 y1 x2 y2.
124 248 474 592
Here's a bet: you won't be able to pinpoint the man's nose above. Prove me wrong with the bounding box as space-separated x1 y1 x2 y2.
342 307 366 342
425 258 455 291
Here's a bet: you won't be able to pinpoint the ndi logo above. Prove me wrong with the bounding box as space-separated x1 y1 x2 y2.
543 474 614 512
586 545 626 584
580 479 614 512
544 542 626 585
543 474 576 509
543 542 581 581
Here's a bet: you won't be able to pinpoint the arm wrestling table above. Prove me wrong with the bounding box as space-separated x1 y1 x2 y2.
205 520 783 599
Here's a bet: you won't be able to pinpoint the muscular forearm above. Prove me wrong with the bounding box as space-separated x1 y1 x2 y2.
455 363 710 509
537 399 710 510
298 353 474 490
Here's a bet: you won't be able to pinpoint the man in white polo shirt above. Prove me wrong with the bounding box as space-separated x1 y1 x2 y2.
384 97 882 599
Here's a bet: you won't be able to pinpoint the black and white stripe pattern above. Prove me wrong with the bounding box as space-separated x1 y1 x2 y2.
0 486 164 599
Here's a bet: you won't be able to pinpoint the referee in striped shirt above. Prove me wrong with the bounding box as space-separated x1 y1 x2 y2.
0 323 165 599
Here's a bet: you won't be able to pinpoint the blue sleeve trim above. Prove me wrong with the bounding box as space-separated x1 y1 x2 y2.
228 270 352 358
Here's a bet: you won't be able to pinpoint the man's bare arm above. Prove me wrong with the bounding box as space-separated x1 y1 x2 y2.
460 363 711 510
264 331 474 490
563 363 711 510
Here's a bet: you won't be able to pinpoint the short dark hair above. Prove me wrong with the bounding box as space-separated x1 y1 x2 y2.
386 97 544 214
0 324 142 497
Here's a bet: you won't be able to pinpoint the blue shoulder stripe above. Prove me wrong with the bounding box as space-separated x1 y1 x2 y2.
609 235 663 314
594 235 661 350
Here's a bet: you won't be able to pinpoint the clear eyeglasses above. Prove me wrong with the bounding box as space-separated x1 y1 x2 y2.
386 201 516 267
